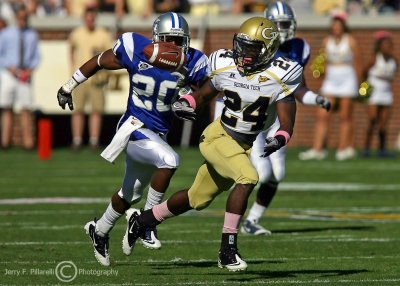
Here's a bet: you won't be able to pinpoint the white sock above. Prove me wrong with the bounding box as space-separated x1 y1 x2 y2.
144 187 164 210
95 203 123 237
246 202 266 223
73 137 82 146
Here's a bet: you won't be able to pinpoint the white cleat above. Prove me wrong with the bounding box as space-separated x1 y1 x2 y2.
240 220 272 236
140 227 162 249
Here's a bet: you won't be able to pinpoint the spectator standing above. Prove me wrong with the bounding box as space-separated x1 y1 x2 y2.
363 31 397 157
0 5 40 150
68 6 113 150
299 12 362 161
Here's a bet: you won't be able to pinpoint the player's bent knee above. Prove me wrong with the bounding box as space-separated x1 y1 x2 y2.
258 171 273 184
117 188 134 204
118 186 144 204
188 194 213 210
160 149 180 169
273 167 286 183
237 167 259 185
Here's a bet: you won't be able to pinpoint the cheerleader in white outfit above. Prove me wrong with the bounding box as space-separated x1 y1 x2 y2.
299 12 362 161
364 31 397 157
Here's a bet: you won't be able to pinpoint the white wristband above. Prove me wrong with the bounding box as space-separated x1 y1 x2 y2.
72 69 88 83
62 69 88 93
302 90 318 105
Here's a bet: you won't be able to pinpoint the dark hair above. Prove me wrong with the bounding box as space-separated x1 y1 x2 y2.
331 17 350 33
84 5 99 14
374 37 392 54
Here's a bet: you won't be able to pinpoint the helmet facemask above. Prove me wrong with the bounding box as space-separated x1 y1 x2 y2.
274 20 296 44
152 13 190 53
264 1 297 44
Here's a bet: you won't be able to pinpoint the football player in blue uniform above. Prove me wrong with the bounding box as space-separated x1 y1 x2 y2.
241 1 331 236
57 12 209 266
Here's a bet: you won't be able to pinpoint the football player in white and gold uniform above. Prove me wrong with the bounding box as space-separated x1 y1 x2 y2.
122 17 302 272
241 1 331 236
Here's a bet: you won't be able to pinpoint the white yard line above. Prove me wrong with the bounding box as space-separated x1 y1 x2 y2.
45 278 400 285
279 182 400 191
0 182 399 206
1 236 398 247
1 256 400 264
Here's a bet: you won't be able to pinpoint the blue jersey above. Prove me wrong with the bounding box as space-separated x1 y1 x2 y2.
275 38 310 67
113 32 208 136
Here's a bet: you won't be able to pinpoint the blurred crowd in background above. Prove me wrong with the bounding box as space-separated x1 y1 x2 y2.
0 0 399 157
0 0 399 21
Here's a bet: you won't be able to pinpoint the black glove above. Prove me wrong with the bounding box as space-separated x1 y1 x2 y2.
171 66 188 88
172 98 196 121
261 135 286 158
57 87 74 110
316 95 331 111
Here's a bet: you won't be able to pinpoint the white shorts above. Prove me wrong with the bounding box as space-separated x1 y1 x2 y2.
0 69 33 109
367 78 393 106
119 128 180 203
320 65 358 98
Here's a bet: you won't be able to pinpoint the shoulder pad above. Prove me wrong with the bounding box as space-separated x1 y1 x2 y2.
209 49 235 72
266 57 303 83
279 38 311 66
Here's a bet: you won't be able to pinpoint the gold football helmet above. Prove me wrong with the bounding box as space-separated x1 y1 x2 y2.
233 17 280 75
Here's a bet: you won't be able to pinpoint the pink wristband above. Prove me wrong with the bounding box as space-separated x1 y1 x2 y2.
180 94 197 109
275 130 291 145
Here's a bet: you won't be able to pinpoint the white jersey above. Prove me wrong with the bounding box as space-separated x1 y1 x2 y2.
321 35 358 97
368 53 397 82
325 35 353 65
367 53 397 106
209 49 302 136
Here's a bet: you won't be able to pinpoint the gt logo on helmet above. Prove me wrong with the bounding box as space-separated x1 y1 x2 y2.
262 27 279 40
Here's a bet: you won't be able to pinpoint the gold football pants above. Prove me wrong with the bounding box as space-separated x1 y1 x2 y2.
188 119 259 210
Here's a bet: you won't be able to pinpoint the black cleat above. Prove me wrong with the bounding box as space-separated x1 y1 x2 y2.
218 247 247 271
141 227 162 249
84 219 110 266
122 208 146 255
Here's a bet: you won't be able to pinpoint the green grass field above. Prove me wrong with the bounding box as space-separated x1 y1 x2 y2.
1 147 400 285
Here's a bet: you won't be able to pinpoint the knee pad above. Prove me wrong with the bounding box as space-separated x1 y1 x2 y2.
237 165 259 185
118 180 146 204
272 165 285 183
161 149 180 169
189 196 212 211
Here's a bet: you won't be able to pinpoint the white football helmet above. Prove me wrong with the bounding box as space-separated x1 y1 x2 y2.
152 12 190 53
264 1 297 44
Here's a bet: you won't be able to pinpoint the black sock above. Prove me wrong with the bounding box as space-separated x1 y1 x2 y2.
138 209 160 228
379 130 386 151
221 233 237 249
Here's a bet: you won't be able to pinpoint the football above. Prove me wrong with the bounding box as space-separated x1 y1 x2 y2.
143 42 186 71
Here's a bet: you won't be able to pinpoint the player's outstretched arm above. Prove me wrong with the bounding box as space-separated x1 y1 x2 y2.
172 79 219 121
262 95 296 157
294 83 331 111
57 49 123 111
